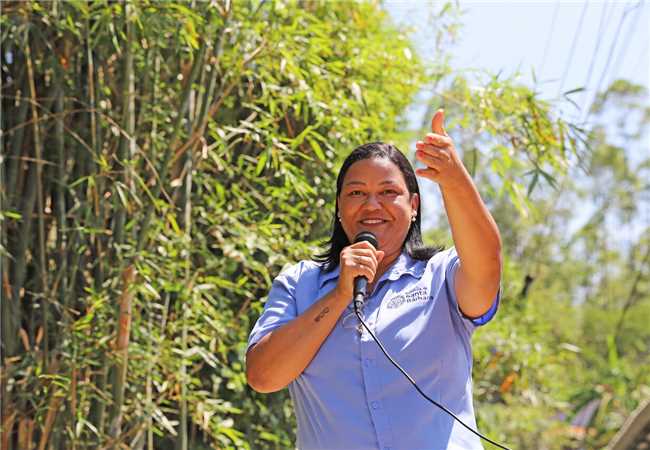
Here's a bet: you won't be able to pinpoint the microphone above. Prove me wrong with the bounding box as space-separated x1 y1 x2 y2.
353 231 378 305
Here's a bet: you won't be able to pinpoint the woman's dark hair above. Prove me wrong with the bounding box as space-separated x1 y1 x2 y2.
314 142 442 272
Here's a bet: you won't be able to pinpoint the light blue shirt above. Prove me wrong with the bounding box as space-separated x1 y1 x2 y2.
247 247 499 450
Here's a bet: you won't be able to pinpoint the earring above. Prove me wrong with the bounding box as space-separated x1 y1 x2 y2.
411 215 417 222
337 214 341 221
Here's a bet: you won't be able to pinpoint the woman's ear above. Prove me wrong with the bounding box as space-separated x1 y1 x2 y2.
411 192 420 213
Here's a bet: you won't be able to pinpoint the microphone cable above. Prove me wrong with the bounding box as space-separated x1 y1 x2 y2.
353 299 512 450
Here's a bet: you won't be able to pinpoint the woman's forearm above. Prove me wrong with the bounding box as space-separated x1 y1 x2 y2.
441 177 502 278
441 176 502 316
246 287 350 393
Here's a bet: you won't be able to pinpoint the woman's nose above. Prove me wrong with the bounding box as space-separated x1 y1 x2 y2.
362 194 381 209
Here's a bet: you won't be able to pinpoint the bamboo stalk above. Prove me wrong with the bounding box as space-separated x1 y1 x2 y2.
85 12 106 291
112 0 136 250
192 4 229 134
1 410 17 450
135 41 206 252
6 81 40 362
24 20 50 371
1 51 17 450
107 265 137 444
89 364 108 438
17 418 34 450
6 72 29 203
145 51 161 450
37 391 63 450
107 4 136 442
177 150 193 450
87 14 109 436
54 57 68 313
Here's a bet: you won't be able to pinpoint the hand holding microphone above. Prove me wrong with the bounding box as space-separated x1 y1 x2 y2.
335 232 384 304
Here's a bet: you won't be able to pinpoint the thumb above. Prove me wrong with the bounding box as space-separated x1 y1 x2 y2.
431 108 447 136
376 250 385 262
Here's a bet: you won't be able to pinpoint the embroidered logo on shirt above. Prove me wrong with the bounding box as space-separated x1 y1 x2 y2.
385 286 430 309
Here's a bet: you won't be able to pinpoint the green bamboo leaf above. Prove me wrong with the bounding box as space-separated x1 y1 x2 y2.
153 408 178 436
2 210 22 220
538 167 559 189
291 125 315 150
526 170 539 197
166 213 181 235
255 151 268 175
307 136 325 162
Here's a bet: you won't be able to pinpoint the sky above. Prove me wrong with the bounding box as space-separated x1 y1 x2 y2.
386 0 648 118
385 0 649 238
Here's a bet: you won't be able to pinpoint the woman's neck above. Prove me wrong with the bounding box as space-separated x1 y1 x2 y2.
370 248 402 290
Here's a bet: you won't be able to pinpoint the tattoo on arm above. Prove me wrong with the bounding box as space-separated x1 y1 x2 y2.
314 307 330 322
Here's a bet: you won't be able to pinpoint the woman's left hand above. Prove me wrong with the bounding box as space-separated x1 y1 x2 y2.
416 109 502 319
415 109 472 191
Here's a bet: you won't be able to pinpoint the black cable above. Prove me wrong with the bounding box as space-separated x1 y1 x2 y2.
557 1 589 97
579 0 610 115
538 0 560 85
353 299 511 450
583 1 641 124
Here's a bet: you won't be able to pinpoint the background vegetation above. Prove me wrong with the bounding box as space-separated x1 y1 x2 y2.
1 1 648 449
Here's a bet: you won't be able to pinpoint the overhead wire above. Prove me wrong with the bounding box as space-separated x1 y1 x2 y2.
582 1 644 124
579 0 611 114
557 1 590 97
609 1 644 84
537 0 560 87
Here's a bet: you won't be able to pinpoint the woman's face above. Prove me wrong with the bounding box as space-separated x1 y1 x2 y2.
338 157 419 258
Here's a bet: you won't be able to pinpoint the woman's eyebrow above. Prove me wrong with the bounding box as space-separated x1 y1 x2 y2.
344 180 399 186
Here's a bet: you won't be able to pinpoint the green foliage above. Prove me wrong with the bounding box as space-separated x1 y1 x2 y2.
1 0 423 448
425 75 650 449
3 0 647 448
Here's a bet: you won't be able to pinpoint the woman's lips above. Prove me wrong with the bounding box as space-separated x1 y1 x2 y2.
358 219 389 227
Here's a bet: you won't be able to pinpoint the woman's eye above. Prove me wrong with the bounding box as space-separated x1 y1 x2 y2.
349 190 364 196
382 190 398 195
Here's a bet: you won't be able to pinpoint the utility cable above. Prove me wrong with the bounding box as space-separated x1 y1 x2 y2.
558 1 589 97
583 1 641 124
353 300 512 450
609 1 644 86
579 0 610 113
538 0 561 86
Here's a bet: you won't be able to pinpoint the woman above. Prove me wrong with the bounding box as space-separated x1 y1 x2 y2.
246 110 502 450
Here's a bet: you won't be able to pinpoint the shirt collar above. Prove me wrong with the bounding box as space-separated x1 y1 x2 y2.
318 250 427 289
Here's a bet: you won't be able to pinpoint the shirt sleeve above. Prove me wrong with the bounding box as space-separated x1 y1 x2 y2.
246 261 305 352
444 247 500 329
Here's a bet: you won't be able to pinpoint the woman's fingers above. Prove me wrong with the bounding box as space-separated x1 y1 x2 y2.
341 254 376 282
415 167 440 183
353 255 376 273
349 242 382 266
416 151 443 168
341 244 383 280
343 252 377 277
415 141 450 160
425 132 452 147
336 244 386 299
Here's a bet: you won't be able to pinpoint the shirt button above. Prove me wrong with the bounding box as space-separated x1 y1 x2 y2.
371 401 380 410
384 447 392 450
364 358 372 367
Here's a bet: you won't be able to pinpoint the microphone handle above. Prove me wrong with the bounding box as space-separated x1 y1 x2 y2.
353 275 368 306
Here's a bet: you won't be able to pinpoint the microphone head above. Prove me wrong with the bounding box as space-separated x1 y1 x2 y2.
354 231 378 249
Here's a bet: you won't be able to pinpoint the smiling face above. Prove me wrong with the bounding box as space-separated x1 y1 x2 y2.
337 157 419 260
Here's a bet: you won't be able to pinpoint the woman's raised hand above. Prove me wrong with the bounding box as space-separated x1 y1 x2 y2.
415 109 473 191
335 241 385 301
